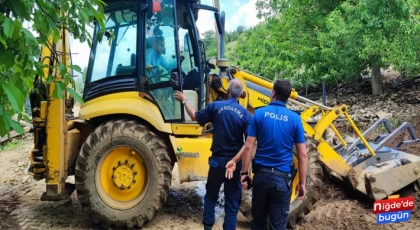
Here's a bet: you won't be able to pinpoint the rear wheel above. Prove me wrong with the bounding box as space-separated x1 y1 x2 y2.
75 119 172 229
239 136 324 228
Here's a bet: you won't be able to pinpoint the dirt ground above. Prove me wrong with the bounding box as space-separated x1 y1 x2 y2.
1 126 420 230
0 134 251 230
1 91 420 229
293 114 420 230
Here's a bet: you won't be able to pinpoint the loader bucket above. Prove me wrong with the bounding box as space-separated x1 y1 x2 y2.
336 118 420 200
287 93 420 203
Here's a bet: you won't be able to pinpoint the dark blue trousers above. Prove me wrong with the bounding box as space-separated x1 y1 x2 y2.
202 156 242 230
251 172 292 230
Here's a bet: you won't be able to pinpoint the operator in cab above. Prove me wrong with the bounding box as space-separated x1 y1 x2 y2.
145 35 174 83
225 79 308 230
173 79 251 230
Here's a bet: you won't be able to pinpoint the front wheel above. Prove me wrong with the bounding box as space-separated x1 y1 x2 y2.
239 136 324 228
75 119 172 229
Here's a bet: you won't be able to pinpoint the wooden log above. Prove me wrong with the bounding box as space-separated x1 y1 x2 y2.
0 126 31 143
18 120 33 128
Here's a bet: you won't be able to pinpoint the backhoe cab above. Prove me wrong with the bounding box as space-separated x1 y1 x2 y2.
83 0 224 118
28 0 420 229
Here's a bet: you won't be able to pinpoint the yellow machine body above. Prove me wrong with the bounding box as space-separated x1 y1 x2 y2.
27 0 420 228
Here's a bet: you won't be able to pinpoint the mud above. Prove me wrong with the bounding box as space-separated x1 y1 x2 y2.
294 114 420 230
3 134 419 230
0 134 251 230
294 177 420 230
348 168 359 188
399 115 420 157
1 96 419 229
364 114 420 157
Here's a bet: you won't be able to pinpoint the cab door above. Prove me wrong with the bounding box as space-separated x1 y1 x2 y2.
177 29 201 122
143 0 206 124
142 0 183 122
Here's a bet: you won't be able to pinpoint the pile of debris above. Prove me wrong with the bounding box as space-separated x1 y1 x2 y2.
298 75 420 131
328 90 419 127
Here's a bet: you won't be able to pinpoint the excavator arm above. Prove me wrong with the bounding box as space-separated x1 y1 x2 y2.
28 27 85 201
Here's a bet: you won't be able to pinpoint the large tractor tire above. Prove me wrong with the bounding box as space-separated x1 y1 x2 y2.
239 136 324 228
75 119 172 229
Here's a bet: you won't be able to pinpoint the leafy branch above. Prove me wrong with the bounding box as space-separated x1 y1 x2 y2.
0 0 106 138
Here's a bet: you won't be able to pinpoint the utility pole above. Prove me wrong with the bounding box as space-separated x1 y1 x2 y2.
213 0 220 59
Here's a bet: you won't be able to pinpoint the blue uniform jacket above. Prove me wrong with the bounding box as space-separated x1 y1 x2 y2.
248 101 305 173
195 97 251 157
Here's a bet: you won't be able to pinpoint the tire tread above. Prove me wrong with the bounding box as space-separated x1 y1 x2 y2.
75 119 172 229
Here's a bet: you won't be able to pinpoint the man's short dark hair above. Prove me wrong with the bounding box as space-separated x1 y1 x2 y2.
273 79 292 102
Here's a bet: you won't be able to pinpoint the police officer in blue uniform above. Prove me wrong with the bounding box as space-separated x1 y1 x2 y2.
174 79 251 230
225 79 308 230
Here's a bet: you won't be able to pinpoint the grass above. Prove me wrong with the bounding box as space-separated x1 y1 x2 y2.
375 116 406 134
223 41 238 63
0 138 26 151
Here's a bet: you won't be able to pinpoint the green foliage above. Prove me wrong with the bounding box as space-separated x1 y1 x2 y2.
0 138 26 151
202 30 217 58
74 66 87 97
0 0 106 138
201 26 248 61
237 0 420 89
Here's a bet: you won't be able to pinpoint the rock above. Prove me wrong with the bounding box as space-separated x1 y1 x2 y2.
376 111 393 119
22 176 31 183
18 161 25 167
328 99 338 106
14 168 20 172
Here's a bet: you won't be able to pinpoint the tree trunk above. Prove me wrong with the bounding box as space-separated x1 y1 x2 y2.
371 64 383 95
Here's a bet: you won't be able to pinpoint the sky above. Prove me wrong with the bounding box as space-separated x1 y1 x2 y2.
68 0 263 76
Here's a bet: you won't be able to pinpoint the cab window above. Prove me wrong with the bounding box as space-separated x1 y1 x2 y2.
88 1 137 83
144 0 181 121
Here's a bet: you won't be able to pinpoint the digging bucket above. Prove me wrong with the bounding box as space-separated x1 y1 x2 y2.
340 118 420 200
287 93 420 201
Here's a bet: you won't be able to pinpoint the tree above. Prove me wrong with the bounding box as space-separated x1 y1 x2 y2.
0 0 105 137
237 0 419 94
202 30 218 58
74 66 87 96
236 25 245 35
318 0 420 95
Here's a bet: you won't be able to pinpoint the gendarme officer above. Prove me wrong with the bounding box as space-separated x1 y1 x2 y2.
174 79 251 230
225 79 308 230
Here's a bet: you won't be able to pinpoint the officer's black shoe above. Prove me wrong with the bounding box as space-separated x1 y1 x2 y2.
203 224 212 230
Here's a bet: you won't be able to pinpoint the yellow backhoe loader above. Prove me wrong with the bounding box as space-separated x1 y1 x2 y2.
27 0 420 229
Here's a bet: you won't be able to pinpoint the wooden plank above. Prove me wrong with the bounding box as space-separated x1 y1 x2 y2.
19 120 33 127
0 126 31 143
